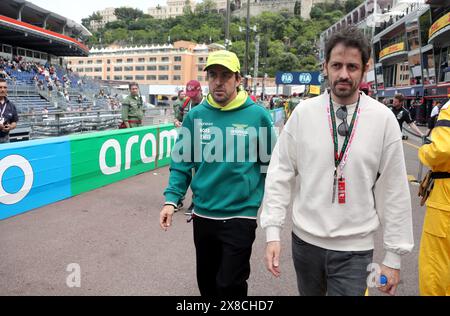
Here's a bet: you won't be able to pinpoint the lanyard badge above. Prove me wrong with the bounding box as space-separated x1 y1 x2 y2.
328 94 361 204
338 177 346 204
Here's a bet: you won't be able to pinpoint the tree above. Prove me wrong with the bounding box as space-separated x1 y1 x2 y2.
114 7 144 22
183 0 192 15
294 1 301 16
195 0 217 13
345 0 363 13
310 7 324 20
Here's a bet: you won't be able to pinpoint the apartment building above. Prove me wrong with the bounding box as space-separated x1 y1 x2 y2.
89 7 117 31
148 0 196 19
66 40 211 83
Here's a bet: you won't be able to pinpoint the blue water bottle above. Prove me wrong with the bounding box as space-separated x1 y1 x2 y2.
380 274 388 286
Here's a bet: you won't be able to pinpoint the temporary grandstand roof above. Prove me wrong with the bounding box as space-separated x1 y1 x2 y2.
0 0 90 56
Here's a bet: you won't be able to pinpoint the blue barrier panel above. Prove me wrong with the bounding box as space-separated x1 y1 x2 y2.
0 137 71 220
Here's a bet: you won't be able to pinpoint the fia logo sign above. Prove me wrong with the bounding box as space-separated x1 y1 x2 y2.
281 73 293 84
298 73 312 84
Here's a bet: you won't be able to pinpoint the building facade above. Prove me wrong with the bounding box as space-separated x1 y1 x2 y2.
89 7 118 31
148 0 196 19
232 0 334 20
372 0 449 123
66 41 209 85
320 0 449 124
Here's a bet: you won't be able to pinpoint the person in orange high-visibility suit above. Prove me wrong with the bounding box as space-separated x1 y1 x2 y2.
418 99 450 296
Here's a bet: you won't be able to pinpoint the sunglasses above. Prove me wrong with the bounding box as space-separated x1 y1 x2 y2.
336 106 349 137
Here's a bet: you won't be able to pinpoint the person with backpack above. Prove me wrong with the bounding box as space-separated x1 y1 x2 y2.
173 80 203 128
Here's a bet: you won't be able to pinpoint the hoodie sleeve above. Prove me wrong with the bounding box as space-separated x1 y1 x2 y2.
374 114 414 269
260 113 299 242
163 114 195 204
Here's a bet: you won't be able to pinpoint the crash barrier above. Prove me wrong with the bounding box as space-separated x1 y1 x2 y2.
0 124 177 220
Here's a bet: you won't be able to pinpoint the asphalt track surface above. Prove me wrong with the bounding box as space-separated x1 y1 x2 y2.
0 132 427 296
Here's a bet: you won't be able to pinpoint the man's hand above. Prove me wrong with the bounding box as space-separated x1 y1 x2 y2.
265 241 281 277
160 205 176 231
174 120 182 128
377 265 400 295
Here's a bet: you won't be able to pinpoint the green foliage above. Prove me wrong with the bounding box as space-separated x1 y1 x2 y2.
114 7 144 22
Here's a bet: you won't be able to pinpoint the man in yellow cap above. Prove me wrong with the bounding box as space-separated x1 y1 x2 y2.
159 50 277 296
418 99 450 296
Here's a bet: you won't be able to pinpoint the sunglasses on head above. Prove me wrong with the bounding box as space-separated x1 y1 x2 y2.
336 106 349 137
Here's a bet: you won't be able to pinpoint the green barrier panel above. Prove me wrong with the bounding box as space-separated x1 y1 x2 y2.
70 124 176 196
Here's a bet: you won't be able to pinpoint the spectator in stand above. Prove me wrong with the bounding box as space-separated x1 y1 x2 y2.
42 106 49 120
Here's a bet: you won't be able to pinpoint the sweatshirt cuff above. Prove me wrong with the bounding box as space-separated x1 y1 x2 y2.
382 251 402 270
165 192 181 205
265 226 282 242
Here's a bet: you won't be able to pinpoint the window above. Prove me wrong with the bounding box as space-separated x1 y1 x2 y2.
173 75 181 81
147 65 157 71
198 57 205 63
161 57 169 62
96 60 102 64
127 58 133 63
94 67 102 72
94 76 102 80
135 75 145 80
107 59 111 64
85 68 93 72
138 58 145 62
174 65 181 71
135 66 145 71
114 75 122 80
124 75 133 80
77 68 84 73
159 65 169 71
107 75 110 80
26 50 33 57
198 65 203 71
87 60 93 64
146 75 157 80
174 56 182 62
124 66 134 71
116 59 123 63
149 57 156 62
78 61 84 65
198 76 203 82
158 75 169 80
114 66 123 71
107 67 110 71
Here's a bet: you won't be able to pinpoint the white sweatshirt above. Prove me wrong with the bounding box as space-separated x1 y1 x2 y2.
260 91 414 269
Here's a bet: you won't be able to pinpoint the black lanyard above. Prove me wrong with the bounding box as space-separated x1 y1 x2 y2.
329 94 360 169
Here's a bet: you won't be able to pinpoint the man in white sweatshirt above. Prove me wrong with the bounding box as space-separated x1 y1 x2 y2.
260 26 414 296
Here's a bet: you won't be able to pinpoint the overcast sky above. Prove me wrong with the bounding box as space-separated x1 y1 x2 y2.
28 0 199 24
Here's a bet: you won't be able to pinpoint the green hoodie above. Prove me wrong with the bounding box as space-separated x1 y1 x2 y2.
164 95 277 219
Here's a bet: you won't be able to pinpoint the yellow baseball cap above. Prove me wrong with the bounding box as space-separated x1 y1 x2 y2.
204 50 240 73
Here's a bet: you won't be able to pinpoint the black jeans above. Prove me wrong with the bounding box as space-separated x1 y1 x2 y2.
193 216 257 297
292 232 373 296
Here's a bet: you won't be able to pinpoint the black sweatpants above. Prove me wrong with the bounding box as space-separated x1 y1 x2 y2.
193 215 257 297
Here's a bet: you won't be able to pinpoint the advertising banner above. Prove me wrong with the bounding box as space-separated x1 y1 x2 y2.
0 124 177 220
